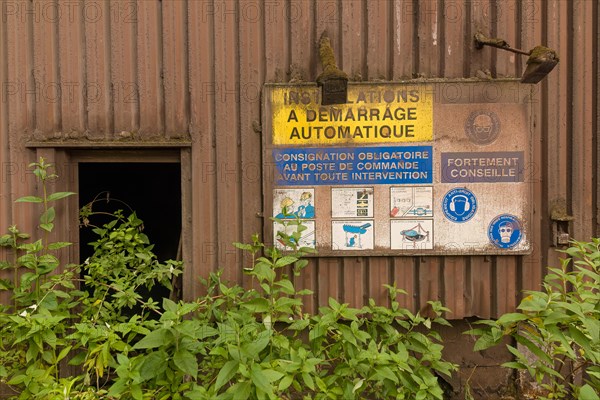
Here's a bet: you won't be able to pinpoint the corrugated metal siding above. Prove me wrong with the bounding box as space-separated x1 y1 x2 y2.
0 0 597 318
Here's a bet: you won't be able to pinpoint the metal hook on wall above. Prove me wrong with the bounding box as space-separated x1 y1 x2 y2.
474 32 559 84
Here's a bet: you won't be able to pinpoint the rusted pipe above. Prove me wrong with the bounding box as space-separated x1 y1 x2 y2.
474 32 531 56
474 32 559 83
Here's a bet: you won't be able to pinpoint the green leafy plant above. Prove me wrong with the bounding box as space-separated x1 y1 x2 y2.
0 158 182 398
1 159 457 399
79 210 181 323
308 286 455 400
107 223 456 399
466 239 600 400
109 228 318 400
0 158 77 399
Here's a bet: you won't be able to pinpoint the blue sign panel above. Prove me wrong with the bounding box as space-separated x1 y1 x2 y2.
273 146 433 186
441 151 524 183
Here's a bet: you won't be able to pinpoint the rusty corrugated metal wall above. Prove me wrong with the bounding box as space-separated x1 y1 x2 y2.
0 0 597 319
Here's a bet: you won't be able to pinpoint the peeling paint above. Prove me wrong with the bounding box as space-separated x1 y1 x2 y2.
432 15 438 46
448 45 452 56
395 3 402 54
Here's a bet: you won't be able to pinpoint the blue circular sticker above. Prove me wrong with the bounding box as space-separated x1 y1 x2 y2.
442 188 477 223
488 214 522 249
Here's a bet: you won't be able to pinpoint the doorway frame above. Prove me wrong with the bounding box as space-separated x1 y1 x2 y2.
29 147 193 300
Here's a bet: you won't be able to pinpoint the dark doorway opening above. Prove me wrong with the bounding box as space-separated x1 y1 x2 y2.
78 162 182 300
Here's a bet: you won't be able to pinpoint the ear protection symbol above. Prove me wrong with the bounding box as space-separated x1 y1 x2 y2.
449 194 470 212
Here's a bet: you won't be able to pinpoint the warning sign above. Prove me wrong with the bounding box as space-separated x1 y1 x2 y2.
263 81 533 256
331 187 374 218
273 188 315 219
271 85 433 145
331 220 374 250
273 146 433 185
274 220 316 250
390 186 433 218
441 151 524 183
390 220 433 250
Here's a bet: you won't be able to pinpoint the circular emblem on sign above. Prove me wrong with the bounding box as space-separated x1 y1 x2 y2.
464 110 501 145
488 214 522 249
442 188 477 223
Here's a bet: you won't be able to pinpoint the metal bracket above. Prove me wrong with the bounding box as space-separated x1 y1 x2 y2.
474 32 559 84
316 31 348 105
550 198 574 247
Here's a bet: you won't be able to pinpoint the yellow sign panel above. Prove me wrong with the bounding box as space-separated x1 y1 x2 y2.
271 84 433 145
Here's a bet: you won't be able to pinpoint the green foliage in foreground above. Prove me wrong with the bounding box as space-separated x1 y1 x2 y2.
0 158 457 399
0 158 181 399
467 239 600 400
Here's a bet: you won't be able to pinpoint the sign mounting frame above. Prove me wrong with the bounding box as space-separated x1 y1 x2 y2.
262 80 534 256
